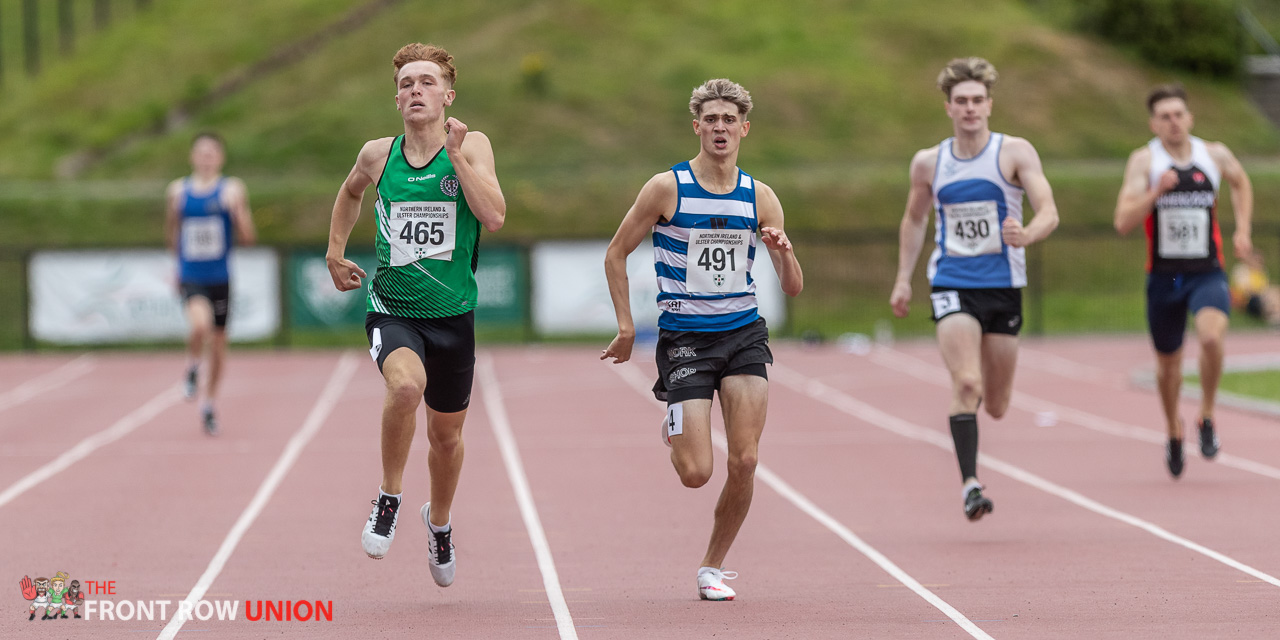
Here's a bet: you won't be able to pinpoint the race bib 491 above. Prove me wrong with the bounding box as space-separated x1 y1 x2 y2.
686 229 750 294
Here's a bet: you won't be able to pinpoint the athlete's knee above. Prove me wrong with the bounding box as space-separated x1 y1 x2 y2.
673 456 712 488
726 449 758 478
953 372 983 404
984 400 1009 420
427 422 463 454
1199 331 1224 354
385 377 426 410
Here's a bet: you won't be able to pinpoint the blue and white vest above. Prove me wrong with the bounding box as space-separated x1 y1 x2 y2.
177 178 234 284
927 133 1026 289
653 161 759 332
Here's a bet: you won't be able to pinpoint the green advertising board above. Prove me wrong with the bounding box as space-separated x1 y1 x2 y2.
287 246 526 332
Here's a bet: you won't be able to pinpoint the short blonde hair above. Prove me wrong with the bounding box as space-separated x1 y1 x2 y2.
393 43 456 87
689 79 753 117
937 57 998 100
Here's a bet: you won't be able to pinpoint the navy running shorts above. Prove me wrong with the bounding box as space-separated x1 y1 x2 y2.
180 281 231 328
929 287 1023 336
365 311 475 413
1146 270 1230 354
652 317 772 404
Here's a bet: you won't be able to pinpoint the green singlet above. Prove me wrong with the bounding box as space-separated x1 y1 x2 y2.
368 135 481 318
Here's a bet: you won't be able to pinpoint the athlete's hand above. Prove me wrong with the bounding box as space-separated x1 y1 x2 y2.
1002 217 1028 247
889 281 912 318
20 576 36 601
600 332 635 364
444 117 468 154
760 226 792 252
1234 230 1254 261
326 255 367 292
1155 169 1179 195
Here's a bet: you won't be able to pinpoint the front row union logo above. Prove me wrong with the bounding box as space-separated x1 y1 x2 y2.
20 572 83 621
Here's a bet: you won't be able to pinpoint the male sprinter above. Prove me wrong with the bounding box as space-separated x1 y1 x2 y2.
165 132 256 436
326 43 505 586
1114 84 1253 478
889 58 1059 520
602 79 803 601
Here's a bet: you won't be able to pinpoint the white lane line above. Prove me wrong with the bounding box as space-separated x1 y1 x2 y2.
0 384 181 509
0 354 96 414
606 362 994 640
157 352 359 640
773 362 1280 589
477 354 578 640
868 348 1280 482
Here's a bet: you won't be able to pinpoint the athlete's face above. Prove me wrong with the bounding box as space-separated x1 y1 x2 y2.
395 61 455 124
189 138 225 175
945 81 991 134
1149 97 1193 145
692 99 749 158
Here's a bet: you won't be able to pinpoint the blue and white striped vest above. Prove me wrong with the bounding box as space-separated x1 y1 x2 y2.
652 161 759 332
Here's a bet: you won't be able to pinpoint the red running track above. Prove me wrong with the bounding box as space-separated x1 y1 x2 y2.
0 334 1278 638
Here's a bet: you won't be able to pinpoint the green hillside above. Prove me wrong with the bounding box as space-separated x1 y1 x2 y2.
0 0 1277 247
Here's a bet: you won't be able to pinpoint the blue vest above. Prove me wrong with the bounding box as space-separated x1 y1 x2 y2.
652 161 759 332
177 178 233 284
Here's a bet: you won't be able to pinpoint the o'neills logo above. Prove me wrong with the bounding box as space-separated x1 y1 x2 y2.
18 574 333 623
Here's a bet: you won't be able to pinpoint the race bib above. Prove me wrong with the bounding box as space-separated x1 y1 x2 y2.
686 229 750 294
930 290 961 318
388 201 456 266
944 201 1001 258
1157 207 1210 259
181 217 226 261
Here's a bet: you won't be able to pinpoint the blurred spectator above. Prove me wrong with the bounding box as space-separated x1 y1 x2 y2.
1230 254 1280 325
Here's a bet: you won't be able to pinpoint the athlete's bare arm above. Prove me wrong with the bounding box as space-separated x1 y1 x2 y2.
600 172 678 364
326 138 393 292
447 120 506 232
1114 146 1175 235
754 180 803 297
223 178 257 246
163 179 183 253
890 147 938 318
1000 137 1059 247
1208 141 1254 259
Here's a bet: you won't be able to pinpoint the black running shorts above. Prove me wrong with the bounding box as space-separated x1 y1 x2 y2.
365 311 475 413
652 317 773 404
180 281 231 328
929 287 1023 336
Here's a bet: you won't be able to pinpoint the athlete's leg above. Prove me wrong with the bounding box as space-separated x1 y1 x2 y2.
670 399 714 488
1155 348 1184 439
937 314 984 415
699 374 766 570
937 314 984 486
979 334 1019 420
424 406 467 527
204 328 227 404
1193 307 1228 420
184 296 213 363
379 347 426 495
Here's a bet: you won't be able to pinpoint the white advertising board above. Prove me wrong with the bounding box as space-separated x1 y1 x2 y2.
29 248 280 344
531 240 785 335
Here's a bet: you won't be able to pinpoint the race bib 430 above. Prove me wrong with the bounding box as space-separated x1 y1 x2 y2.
389 201 456 266
943 200 1001 258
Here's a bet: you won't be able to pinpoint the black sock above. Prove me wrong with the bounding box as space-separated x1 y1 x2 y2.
949 413 979 482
